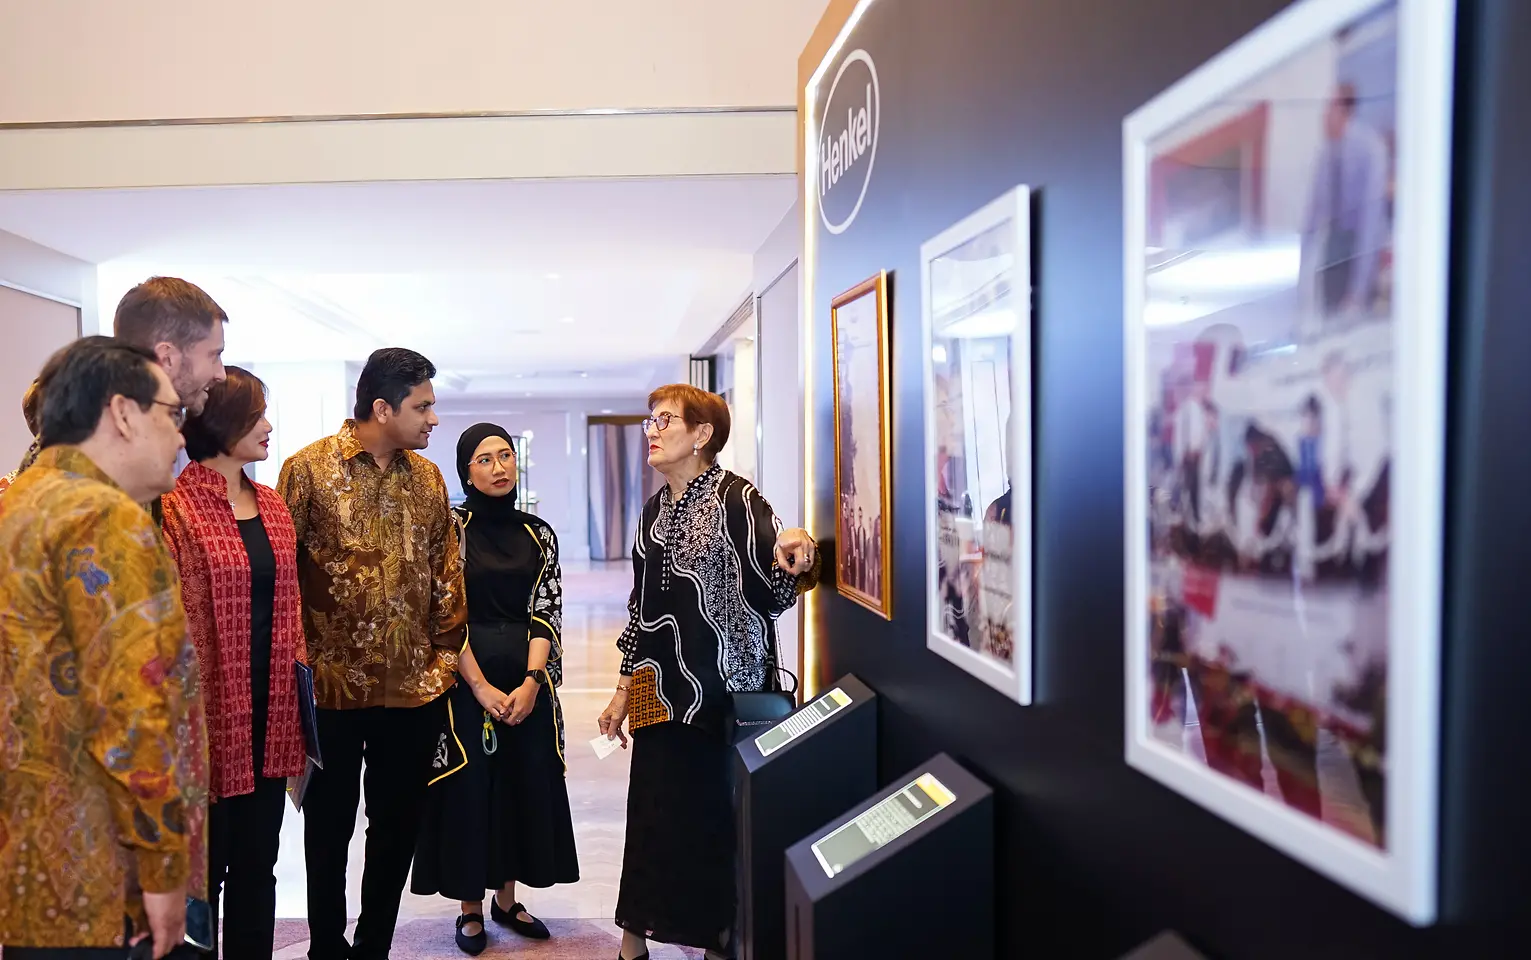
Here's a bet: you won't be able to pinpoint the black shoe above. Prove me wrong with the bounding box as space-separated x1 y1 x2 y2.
455 913 487 956
491 896 550 939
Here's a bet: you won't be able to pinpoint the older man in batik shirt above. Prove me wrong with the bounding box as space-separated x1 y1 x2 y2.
0 337 207 958
277 347 466 960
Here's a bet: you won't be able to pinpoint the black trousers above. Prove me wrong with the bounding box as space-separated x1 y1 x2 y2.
209 774 287 959
304 702 441 960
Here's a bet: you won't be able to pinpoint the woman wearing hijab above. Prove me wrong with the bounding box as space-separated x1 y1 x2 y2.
412 423 579 956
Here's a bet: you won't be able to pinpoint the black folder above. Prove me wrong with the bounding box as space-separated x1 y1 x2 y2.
294 660 323 769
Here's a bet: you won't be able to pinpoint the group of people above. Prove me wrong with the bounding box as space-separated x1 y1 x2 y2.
0 277 820 960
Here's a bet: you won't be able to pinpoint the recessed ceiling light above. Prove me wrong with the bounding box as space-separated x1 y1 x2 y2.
545 272 560 280
579 371 588 378
559 316 575 324
600 409 614 414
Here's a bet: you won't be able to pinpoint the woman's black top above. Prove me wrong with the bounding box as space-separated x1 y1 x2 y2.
238 514 277 745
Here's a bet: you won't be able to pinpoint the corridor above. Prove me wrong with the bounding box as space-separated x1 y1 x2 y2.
267 561 704 958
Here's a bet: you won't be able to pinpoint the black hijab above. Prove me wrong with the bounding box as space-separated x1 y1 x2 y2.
456 422 527 524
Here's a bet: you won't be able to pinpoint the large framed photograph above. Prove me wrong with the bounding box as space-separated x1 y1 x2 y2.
831 272 893 618
921 186 1033 705
1123 0 1454 924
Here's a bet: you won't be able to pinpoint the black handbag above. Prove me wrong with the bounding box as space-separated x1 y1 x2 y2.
727 656 800 746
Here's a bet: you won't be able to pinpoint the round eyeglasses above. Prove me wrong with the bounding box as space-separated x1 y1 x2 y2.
642 413 688 433
472 449 517 469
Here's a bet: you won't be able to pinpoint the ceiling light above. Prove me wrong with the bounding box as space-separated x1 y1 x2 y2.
545 272 560 280
579 371 588 378
559 316 575 324
601 409 614 414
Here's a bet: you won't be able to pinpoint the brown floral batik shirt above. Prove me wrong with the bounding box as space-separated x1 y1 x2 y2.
277 422 467 710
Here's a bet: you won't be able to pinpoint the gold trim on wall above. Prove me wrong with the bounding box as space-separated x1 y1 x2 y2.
829 270 894 620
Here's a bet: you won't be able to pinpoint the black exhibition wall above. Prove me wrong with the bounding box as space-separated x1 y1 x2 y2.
807 0 1530 956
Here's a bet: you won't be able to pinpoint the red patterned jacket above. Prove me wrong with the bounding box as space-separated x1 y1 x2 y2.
162 462 307 798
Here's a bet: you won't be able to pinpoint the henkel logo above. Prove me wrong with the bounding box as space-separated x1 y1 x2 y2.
817 49 880 235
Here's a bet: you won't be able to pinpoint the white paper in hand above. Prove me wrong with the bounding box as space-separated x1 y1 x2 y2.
589 733 623 761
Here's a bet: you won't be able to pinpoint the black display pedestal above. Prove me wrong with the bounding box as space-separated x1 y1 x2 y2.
1119 931 1210 959
735 674 878 960
784 753 993 959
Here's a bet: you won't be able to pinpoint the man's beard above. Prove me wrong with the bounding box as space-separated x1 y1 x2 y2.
175 375 207 416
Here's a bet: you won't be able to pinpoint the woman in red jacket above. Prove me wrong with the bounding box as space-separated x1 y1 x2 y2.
162 365 307 960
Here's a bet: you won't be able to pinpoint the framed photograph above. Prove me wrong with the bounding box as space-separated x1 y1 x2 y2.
921 186 1033 705
1123 0 1453 924
831 272 893 618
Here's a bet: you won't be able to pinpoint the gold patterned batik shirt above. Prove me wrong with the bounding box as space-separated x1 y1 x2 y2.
277 421 467 710
0 446 208 949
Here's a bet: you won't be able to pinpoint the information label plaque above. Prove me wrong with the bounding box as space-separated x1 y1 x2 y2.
785 753 993 959
734 675 876 960
812 772 956 877
756 686 853 757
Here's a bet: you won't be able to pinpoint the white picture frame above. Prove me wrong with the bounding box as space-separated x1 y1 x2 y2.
922 185 1033 705
1122 0 1453 925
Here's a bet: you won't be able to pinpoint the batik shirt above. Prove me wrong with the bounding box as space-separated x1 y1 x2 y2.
617 465 820 735
0 446 208 948
277 422 467 710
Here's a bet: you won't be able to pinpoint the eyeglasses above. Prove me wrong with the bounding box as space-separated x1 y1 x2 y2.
642 413 688 433
472 449 517 469
152 400 187 429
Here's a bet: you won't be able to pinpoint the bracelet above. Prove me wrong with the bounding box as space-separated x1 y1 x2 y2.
615 683 631 694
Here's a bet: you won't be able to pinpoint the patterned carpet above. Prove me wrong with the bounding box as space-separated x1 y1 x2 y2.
270 918 706 959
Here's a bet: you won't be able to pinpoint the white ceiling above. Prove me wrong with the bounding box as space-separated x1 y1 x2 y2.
0 176 796 398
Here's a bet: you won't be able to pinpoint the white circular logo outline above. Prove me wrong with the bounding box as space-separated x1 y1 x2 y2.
818 48 880 236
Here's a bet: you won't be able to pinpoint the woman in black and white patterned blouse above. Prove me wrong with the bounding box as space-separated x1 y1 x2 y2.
597 384 819 960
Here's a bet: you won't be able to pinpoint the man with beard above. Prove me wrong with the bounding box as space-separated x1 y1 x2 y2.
6 277 228 507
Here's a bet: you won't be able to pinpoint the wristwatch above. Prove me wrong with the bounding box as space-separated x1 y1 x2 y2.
525 668 549 686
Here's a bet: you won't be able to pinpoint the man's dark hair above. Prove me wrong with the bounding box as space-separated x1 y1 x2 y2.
38 337 161 449
113 276 228 351
354 348 436 421
183 365 268 462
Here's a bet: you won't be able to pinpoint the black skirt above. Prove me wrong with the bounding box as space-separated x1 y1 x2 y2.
412 622 579 901
615 719 734 951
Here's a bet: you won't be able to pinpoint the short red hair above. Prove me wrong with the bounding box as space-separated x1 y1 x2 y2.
648 383 731 461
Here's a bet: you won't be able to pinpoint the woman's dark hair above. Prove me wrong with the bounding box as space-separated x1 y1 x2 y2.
38 336 160 449
183 365 268 462
647 383 731 460
354 347 436 421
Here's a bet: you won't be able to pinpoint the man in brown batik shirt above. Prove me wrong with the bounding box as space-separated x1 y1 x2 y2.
277 347 466 960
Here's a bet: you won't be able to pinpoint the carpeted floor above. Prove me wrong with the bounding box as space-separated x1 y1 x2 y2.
270 918 706 959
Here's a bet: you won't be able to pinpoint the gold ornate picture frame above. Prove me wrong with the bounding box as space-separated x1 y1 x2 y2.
830 271 893 619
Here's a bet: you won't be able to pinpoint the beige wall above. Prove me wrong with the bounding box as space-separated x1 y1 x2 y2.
0 286 79 467
0 0 829 124
0 228 90 465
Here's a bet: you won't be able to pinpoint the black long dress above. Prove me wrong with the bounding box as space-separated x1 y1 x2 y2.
615 464 819 951
411 508 578 901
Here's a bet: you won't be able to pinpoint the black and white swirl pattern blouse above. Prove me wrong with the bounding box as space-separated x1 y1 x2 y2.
617 464 818 735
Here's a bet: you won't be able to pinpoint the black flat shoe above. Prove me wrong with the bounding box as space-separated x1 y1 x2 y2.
455 913 487 956
491 897 550 939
